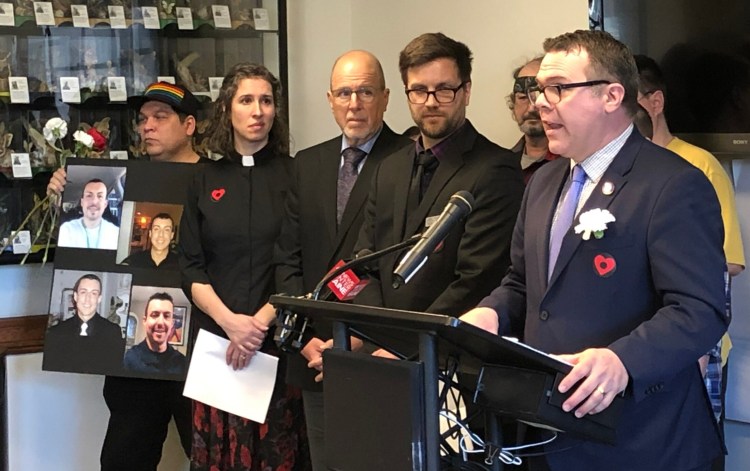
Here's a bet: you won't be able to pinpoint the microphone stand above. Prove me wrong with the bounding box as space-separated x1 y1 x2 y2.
274 235 421 352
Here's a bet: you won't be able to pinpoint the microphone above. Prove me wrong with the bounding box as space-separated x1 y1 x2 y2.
392 190 474 288
274 250 377 352
276 237 421 352
325 249 375 301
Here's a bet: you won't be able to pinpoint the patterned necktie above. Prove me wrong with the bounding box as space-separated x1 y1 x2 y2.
548 165 586 280
408 150 439 211
337 147 367 224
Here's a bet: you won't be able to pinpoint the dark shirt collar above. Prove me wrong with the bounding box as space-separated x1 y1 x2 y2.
415 120 470 160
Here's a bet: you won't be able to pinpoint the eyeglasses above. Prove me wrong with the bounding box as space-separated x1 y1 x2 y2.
527 80 611 105
330 87 380 104
405 82 467 104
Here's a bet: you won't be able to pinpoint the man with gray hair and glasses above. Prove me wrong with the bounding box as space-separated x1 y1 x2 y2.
274 49 411 470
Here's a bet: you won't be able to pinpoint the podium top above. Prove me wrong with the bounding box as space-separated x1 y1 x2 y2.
270 295 572 376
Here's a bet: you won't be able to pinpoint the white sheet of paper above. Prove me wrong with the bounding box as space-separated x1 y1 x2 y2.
9 77 30 104
141 6 160 29
176 7 193 30
0 3 15 26
211 5 231 29
183 329 278 423
252 8 269 30
33 2 55 26
12 230 31 254
107 76 127 102
71 4 89 27
59 77 81 103
157 76 176 84
11 153 32 178
209 76 223 101
108 6 126 29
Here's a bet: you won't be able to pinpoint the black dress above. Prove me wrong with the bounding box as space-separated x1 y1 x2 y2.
179 145 310 471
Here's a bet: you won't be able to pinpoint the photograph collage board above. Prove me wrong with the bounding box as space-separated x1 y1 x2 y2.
43 158 197 381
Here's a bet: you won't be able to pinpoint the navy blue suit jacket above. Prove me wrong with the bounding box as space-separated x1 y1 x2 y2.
479 130 728 470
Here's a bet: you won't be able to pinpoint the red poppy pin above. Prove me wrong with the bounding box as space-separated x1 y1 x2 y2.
211 188 226 202
593 253 616 277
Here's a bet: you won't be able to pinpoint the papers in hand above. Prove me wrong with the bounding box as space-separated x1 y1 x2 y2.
183 329 279 423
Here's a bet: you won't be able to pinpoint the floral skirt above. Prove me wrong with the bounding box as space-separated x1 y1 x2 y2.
191 374 311 470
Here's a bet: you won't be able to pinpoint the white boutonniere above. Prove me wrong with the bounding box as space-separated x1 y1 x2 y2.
574 209 615 240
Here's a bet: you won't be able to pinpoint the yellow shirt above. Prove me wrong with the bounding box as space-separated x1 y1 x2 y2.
667 137 745 364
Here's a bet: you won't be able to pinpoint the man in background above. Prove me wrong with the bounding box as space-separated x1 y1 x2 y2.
274 49 411 470
507 57 559 184
636 54 744 471
123 292 186 376
122 212 179 269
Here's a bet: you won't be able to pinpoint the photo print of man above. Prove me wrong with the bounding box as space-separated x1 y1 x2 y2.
117 202 183 269
123 286 190 378
43 270 131 375
57 165 126 250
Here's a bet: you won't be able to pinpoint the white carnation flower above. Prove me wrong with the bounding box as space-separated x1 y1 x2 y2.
574 208 616 240
73 130 95 149
43 117 68 144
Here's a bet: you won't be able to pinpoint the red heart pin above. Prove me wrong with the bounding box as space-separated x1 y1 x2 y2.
211 188 225 202
593 254 616 277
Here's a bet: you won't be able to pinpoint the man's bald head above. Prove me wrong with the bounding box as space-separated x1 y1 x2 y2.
330 50 386 90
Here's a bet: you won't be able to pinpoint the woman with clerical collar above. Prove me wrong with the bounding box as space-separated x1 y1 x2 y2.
179 63 309 470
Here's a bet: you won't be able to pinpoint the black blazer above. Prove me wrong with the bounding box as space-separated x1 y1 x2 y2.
275 124 412 294
354 120 524 317
43 313 125 375
274 124 412 388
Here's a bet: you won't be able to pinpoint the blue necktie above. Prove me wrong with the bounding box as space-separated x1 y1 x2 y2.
548 165 586 280
337 147 366 225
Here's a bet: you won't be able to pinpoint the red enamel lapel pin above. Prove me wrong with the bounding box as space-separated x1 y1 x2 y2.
211 188 226 202
594 253 616 277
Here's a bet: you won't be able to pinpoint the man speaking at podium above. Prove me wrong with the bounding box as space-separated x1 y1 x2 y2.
461 30 728 471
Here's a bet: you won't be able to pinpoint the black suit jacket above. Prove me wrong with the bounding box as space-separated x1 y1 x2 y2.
479 130 727 470
354 121 524 322
43 313 125 375
275 124 411 388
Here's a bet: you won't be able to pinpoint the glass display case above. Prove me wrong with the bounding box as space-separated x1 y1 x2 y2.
0 0 287 262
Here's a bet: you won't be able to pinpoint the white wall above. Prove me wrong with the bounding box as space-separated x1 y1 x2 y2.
0 264 53 319
287 0 589 153
4 2 589 470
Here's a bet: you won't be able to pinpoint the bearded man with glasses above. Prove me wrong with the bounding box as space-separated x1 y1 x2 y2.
351 32 523 330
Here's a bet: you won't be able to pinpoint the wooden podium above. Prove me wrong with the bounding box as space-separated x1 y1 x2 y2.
270 295 623 471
